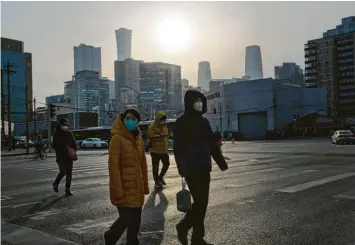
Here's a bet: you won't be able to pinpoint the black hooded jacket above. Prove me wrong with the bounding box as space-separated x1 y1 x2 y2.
173 90 228 177
53 125 77 163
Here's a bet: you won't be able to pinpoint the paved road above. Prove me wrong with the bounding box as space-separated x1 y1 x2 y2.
2 139 355 245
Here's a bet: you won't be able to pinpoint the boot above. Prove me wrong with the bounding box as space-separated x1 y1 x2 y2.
65 187 73 196
53 183 59 193
176 223 189 245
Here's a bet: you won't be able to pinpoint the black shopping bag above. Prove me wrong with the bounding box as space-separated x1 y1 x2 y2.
176 178 192 213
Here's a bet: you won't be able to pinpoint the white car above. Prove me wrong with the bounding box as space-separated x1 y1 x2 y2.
81 138 108 149
331 130 355 145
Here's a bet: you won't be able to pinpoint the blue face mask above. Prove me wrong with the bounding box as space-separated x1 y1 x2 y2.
124 119 137 132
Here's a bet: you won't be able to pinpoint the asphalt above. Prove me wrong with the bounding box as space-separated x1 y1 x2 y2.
1 139 355 245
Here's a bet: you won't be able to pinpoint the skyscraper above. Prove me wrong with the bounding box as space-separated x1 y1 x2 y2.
74 43 102 77
115 28 132 61
304 16 355 117
198 61 212 91
245 45 263 80
275 62 304 86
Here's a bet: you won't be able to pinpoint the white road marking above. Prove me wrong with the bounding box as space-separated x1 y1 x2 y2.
1 196 12 201
2 220 79 245
334 194 355 200
63 219 113 234
277 172 355 193
23 208 64 220
2 202 39 209
231 167 284 176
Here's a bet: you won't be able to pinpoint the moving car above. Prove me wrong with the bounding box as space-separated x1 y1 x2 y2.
331 130 355 144
81 138 108 149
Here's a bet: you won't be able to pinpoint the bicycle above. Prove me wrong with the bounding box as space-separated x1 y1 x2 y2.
33 147 48 160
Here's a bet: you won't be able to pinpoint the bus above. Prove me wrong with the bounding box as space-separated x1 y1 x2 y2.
71 119 177 143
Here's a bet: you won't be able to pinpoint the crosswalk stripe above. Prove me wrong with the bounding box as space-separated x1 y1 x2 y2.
276 172 355 193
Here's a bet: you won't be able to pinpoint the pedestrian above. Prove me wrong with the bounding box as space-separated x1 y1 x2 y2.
147 111 170 189
52 119 77 196
173 90 228 245
104 108 149 245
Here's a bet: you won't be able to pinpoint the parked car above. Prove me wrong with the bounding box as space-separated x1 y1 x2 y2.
81 138 108 149
331 130 355 144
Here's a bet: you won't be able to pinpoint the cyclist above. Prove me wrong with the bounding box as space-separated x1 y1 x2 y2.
35 135 45 157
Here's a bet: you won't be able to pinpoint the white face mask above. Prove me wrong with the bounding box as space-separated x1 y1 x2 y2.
61 126 68 131
193 101 203 112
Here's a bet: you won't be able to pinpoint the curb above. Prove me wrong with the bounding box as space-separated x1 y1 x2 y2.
223 151 355 157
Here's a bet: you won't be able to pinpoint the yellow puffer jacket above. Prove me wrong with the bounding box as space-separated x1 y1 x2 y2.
147 111 169 154
108 114 149 207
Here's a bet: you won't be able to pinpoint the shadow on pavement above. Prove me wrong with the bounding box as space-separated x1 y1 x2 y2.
10 194 66 223
140 188 169 245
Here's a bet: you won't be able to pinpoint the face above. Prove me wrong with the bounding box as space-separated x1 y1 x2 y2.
193 97 203 112
124 113 138 132
61 125 69 131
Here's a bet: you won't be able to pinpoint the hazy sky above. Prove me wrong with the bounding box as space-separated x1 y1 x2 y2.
2 1 355 103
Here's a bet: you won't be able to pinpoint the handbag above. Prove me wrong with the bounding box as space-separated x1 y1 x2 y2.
176 178 192 213
68 147 78 161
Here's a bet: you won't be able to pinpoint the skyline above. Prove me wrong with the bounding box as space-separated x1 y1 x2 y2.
2 1 355 103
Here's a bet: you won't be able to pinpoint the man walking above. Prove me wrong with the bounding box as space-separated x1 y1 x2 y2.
173 90 228 245
148 111 170 188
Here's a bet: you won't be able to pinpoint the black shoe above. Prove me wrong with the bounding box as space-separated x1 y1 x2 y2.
65 188 73 196
160 177 166 186
53 183 59 193
154 181 163 189
191 239 214 245
176 223 189 245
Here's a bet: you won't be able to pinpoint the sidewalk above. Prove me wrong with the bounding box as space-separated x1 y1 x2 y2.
1 149 108 158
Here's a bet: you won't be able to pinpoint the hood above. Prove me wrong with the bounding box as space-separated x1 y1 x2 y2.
184 90 207 115
111 113 139 139
154 111 166 123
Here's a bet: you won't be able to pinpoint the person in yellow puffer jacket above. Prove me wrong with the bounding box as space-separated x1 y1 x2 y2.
147 111 170 188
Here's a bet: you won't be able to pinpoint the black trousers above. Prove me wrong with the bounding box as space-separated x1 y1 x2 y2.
180 173 211 242
53 161 73 188
151 153 170 182
105 207 142 245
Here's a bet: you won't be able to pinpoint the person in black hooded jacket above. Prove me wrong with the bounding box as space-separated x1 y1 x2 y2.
173 90 228 245
52 119 77 196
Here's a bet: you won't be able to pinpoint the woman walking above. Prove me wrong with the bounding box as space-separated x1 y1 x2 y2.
52 119 77 196
104 109 149 245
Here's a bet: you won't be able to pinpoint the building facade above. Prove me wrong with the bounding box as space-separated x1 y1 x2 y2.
114 58 142 108
181 78 189 102
115 28 132 61
204 78 327 139
46 94 65 105
198 61 212 91
74 70 101 112
245 45 263 80
275 62 304 87
304 16 355 117
1 37 33 123
74 43 102 77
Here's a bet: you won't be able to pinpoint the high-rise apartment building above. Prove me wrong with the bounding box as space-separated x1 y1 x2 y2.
74 43 102 77
245 45 263 80
275 62 304 86
304 16 355 117
115 28 132 61
198 61 212 91
1 37 33 122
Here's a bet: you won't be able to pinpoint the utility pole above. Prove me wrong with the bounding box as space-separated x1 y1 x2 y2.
1 68 5 140
25 85 29 154
219 103 222 132
33 97 37 136
47 105 51 152
4 62 16 151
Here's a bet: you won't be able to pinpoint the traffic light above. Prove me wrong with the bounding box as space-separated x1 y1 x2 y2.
49 104 56 118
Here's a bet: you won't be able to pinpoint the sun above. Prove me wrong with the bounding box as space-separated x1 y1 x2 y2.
156 17 191 53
